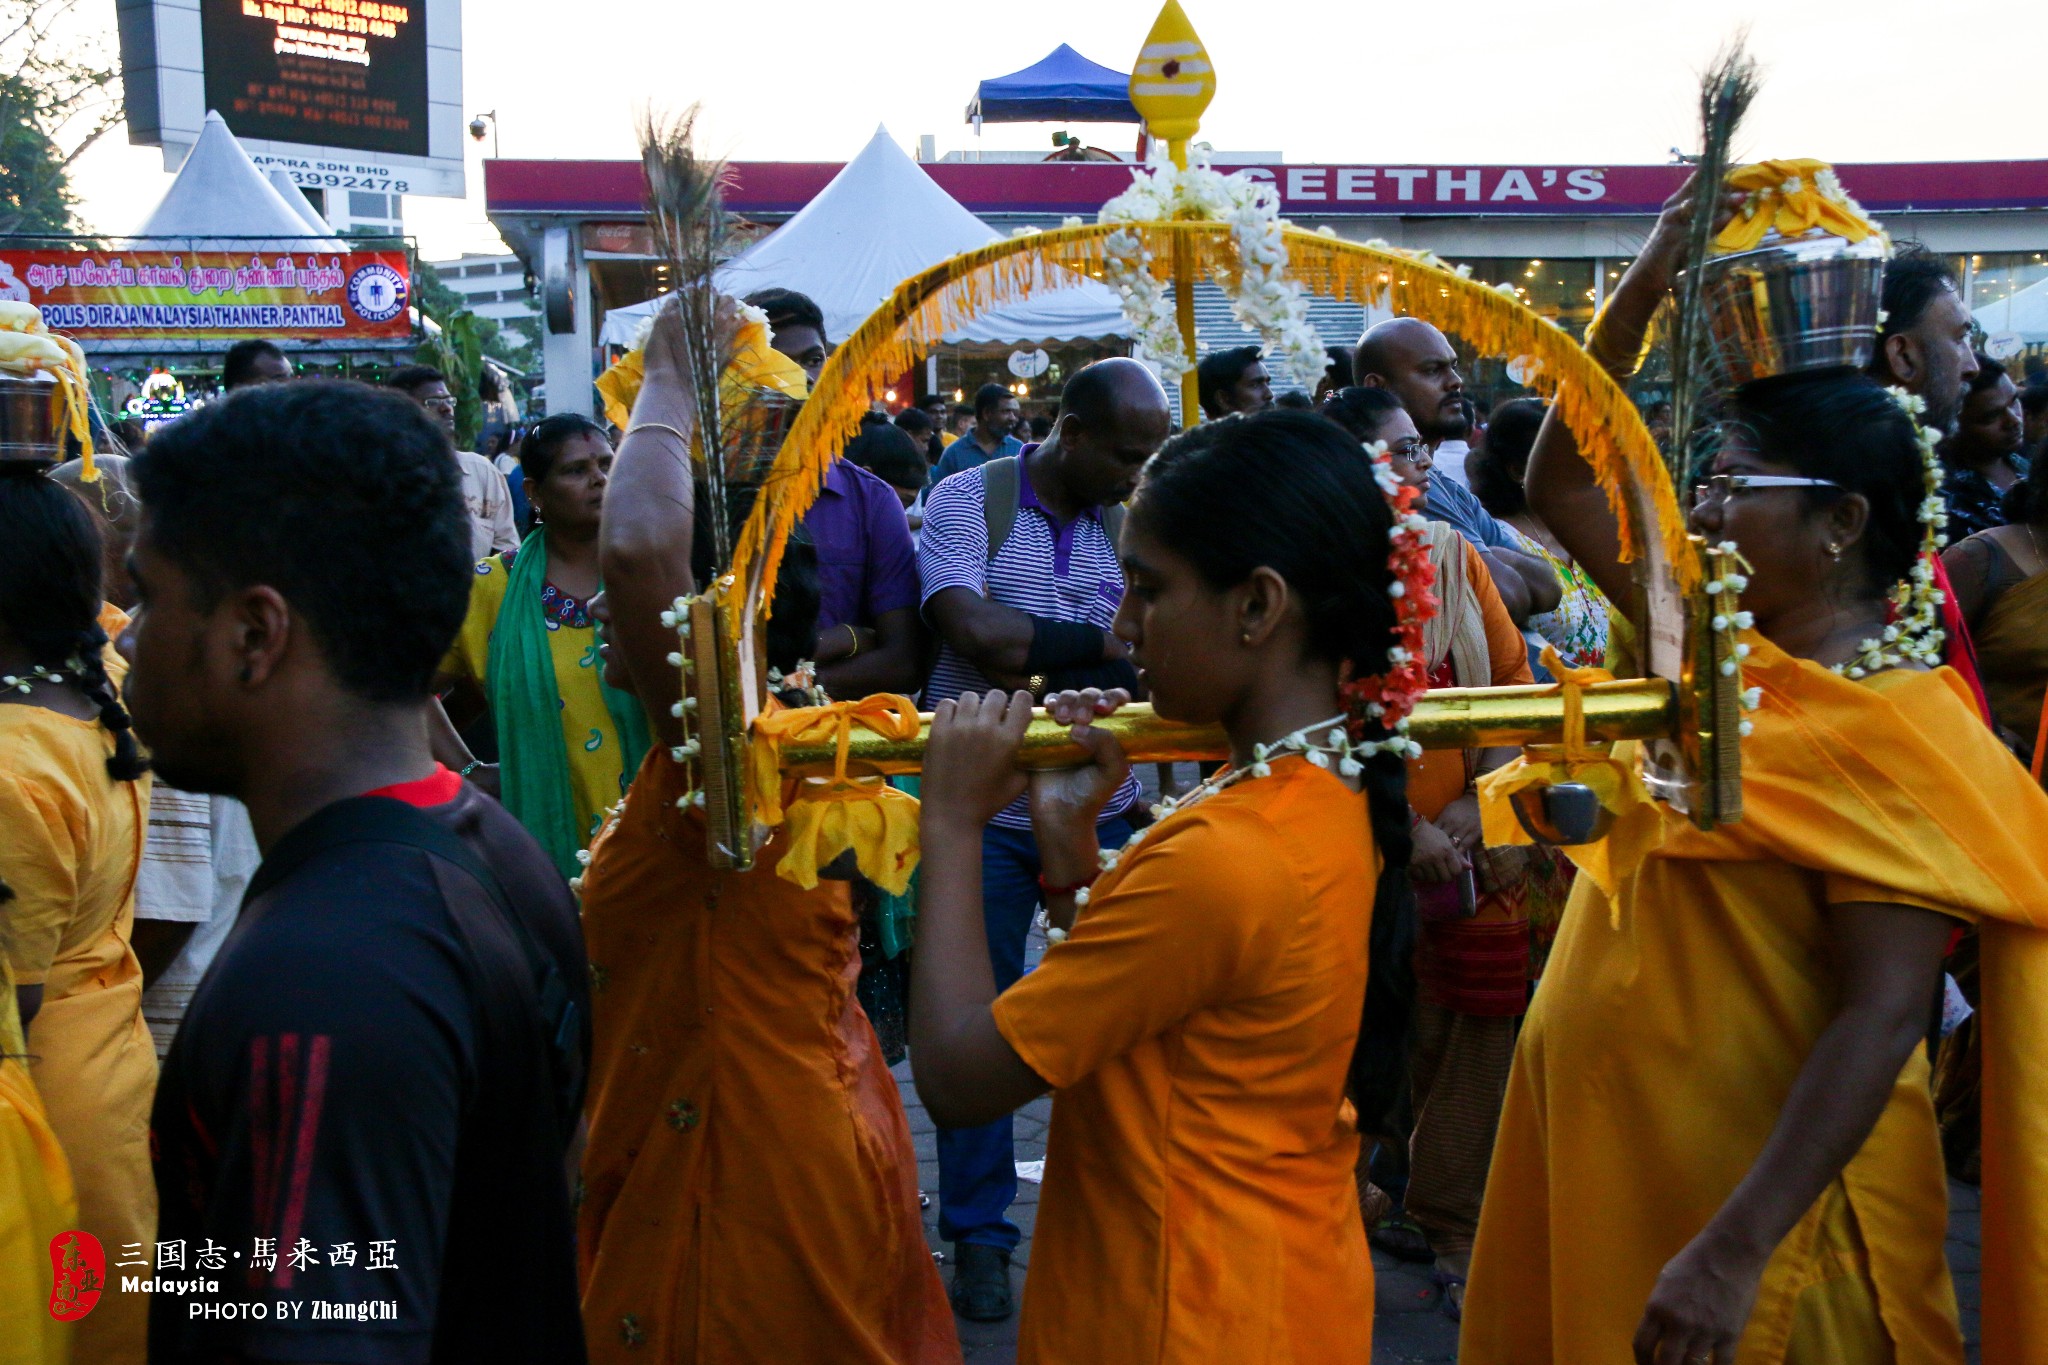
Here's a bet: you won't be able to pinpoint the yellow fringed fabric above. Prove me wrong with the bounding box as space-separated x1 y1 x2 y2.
1713 160 1882 256
722 222 1689 625
0 302 95 480
593 318 809 439
747 694 923 894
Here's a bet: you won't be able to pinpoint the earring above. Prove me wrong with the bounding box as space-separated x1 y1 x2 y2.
1825 542 1842 561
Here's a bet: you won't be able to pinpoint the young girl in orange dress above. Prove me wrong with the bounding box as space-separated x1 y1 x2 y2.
911 408 1425 1364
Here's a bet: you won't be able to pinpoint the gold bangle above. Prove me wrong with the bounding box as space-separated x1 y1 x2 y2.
845 625 861 658
626 422 690 445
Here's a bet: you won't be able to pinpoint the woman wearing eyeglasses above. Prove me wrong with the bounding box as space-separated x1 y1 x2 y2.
1460 179 2048 1365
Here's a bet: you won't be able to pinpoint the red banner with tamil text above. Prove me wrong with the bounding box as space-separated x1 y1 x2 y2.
0 249 414 342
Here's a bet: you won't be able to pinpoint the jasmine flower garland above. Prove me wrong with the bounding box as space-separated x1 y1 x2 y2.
1097 144 1326 391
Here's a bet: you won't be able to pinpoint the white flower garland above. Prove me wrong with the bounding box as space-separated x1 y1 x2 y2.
1 657 84 694
1704 541 1761 738
1096 145 1326 391
1830 390 1948 679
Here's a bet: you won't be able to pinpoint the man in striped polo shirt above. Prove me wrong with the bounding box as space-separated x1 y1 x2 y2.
916 357 1171 1322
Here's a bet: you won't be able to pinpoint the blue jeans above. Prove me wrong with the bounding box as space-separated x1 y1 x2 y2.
936 813 1134 1251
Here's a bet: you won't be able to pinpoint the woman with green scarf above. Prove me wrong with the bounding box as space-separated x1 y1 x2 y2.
433 414 649 878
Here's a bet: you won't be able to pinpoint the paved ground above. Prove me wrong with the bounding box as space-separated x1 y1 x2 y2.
894 952 1986 1362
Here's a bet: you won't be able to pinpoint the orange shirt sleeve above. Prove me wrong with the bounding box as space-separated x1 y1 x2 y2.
991 804 1300 1091
1466 540 1536 686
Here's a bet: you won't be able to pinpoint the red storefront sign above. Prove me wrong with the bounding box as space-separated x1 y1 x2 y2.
0 249 415 342
487 157 2048 220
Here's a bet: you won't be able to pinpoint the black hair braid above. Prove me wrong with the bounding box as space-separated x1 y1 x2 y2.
1348 747 1415 1128
0 467 145 783
69 624 147 782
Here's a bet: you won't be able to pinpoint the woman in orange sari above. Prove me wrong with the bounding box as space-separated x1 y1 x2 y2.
911 409 1418 1363
1944 454 2048 773
575 304 956 1364
1462 181 2048 1365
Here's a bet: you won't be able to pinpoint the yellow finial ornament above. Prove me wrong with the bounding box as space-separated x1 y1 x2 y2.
1129 0 1216 165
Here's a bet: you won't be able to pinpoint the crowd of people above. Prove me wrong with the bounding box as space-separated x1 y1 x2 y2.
3 177 2047 1365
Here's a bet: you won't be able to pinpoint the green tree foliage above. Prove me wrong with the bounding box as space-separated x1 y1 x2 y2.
411 262 538 372
0 1 121 235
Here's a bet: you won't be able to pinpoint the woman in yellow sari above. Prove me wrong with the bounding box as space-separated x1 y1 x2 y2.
1 877 77 1365
0 465 155 1365
1461 181 2048 1365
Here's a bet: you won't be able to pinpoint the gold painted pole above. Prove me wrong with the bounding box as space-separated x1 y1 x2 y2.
1166 137 1201 430
1172 231 1200 430
774 678 1675 777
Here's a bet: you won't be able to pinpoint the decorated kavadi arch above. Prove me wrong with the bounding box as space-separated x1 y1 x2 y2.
643 1 1743 887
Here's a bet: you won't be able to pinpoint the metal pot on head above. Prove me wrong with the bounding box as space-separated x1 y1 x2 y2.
1684 233 1887 390
0 373 64 467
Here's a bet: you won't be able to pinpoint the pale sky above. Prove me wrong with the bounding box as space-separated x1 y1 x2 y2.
69 0 2039 261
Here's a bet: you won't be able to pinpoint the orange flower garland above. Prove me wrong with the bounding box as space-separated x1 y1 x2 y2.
1342 443 1440 748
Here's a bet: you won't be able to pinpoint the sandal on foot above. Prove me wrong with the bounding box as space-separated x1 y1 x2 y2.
1433 1268 1467 1322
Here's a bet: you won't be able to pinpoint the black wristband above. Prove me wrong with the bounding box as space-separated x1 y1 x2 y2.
1025 616 1109 673
1045 658 1139 697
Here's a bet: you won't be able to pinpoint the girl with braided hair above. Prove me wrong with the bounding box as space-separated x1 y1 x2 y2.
912 409 1417 1362
0 461 155 1365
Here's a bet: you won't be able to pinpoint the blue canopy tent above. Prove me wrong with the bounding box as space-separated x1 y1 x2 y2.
966 44 1140 129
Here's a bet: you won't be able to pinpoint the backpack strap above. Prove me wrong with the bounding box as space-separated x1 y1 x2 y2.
980 454 1022 564
244 796 582 1141
981 452 1126 562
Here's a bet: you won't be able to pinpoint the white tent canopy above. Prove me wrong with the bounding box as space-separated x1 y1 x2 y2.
597 126 1126 350
265 167 342 240
940 280 1126 346
137 111 346 251
1976 275 2048 348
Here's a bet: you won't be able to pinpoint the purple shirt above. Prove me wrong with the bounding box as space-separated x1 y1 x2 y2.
802 460 921 635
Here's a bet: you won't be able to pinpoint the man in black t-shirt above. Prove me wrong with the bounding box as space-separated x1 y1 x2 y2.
122 381 589 1365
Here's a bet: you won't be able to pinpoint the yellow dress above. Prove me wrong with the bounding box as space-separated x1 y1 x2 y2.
0 705 153 1365
443 553 627 845
1464 637 2048 1364
0 949 76 1365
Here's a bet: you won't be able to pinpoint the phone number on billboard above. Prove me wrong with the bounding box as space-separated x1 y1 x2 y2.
295 174 412 193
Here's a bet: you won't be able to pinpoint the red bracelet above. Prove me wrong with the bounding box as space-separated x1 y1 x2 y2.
1036 870 1100 900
